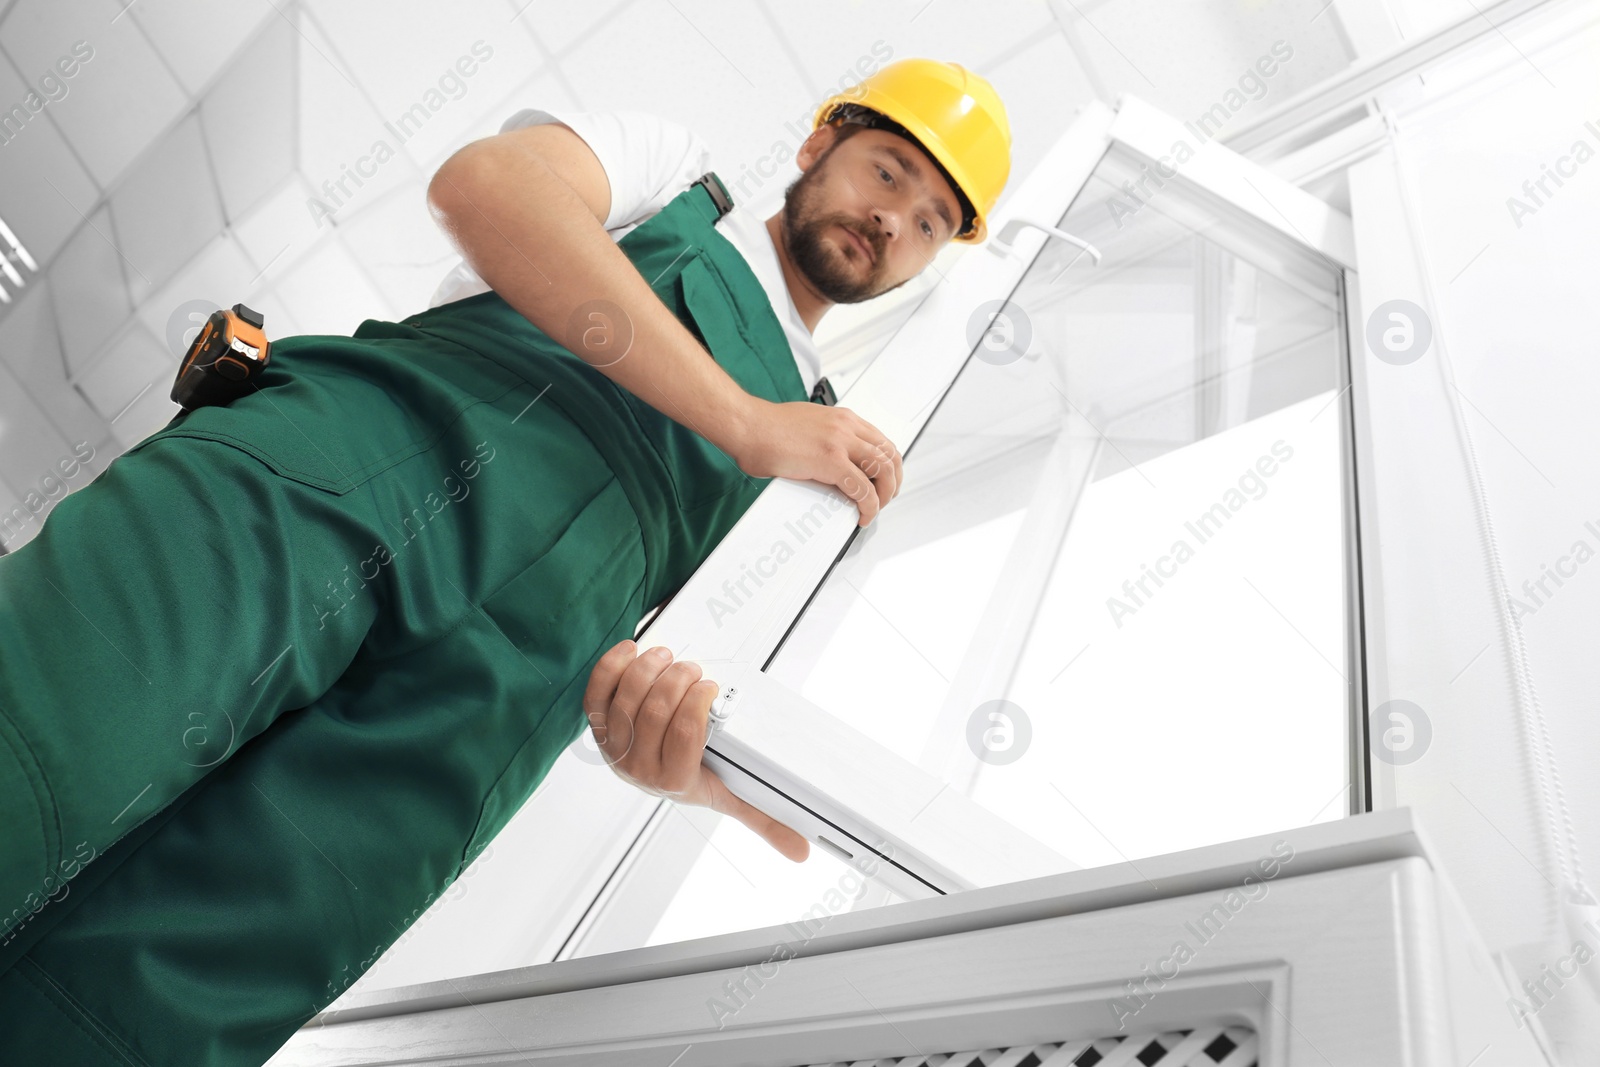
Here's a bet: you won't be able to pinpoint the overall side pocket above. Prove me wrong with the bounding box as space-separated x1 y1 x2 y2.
462 477 647 866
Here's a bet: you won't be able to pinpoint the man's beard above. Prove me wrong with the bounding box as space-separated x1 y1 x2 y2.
779 156 896 304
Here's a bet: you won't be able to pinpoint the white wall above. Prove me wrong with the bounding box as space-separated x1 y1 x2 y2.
1351 3 1600 1059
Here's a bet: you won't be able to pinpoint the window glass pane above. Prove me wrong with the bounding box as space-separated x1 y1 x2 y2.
641 814 905 950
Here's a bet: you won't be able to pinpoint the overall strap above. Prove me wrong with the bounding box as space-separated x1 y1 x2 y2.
691 172 834 407
687 172 735 222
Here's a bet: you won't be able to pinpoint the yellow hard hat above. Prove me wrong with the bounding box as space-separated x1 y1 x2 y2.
812 58 1011 243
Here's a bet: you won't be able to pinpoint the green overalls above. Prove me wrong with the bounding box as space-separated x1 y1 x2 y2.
0 173 808 1066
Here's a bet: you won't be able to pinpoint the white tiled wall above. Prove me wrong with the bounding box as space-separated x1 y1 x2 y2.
0 0 1097 555
126 0 277 97
0 0 188 188
0 0 1340 561
334 182 458 320
0 50 97 265
274 236 394 338
77 319 167 425
299 0 549 171
198 12 296 222
109 111 227 305
47 204 130 375
0 278 105 449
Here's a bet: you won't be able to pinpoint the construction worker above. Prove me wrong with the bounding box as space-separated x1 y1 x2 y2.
0 58 1010 1066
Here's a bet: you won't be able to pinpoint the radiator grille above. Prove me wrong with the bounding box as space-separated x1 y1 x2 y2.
797 1025 1257 1067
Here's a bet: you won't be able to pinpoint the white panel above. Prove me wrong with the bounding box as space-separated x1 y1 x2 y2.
108 110 226 305
198 12 297 222
76 320 169 423
46 206 130 375
129 0 274 96
0 278 105 449
299 0 546 172
273 237 394 336
0 0 188 187
0 52 99 265
1346 10 1600 1058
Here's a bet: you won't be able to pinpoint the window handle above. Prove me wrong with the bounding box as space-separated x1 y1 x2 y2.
987 217 1103 266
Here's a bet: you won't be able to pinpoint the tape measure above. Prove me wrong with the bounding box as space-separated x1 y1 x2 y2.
170 303 271 411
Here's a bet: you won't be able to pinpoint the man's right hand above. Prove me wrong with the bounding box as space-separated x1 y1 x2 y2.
727 398 903 527
584 640 811 863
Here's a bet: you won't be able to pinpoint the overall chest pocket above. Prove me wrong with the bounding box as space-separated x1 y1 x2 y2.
622 256 787 512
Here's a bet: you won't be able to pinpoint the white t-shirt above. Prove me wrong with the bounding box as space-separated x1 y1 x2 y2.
428 108 822 397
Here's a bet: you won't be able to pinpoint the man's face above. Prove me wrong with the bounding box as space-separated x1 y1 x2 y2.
780 124 965 304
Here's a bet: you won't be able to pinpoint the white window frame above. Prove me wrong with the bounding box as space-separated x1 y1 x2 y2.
620 93 1363 901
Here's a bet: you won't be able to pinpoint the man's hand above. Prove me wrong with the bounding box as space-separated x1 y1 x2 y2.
582 640 811 862
725 398 903 527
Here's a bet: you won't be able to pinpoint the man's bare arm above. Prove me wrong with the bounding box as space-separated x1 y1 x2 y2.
426 124 902 525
